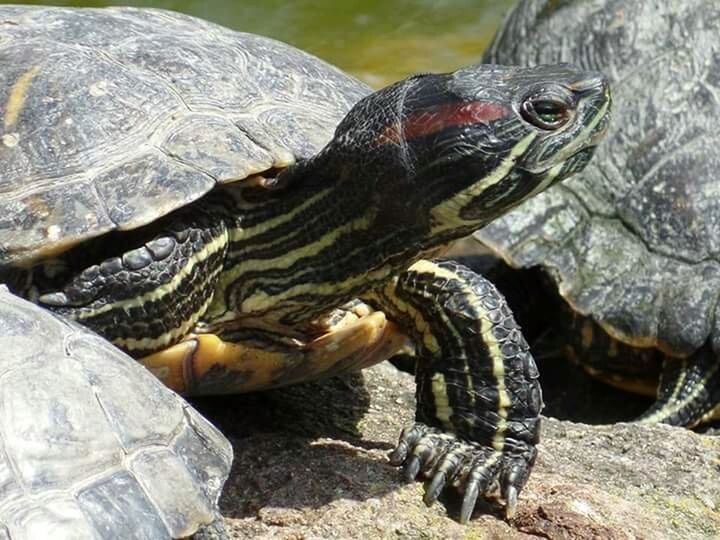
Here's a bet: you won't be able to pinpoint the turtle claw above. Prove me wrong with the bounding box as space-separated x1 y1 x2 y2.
404 454 422 481
388 425 416 466
505 485 518 519
424 470 447 506
38 291 70 306
390 422 536 522
459 480 480 524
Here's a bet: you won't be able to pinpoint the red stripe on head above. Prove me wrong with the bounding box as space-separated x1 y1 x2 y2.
380 101 511 144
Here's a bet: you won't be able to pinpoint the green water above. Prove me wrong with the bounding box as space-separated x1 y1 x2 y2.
8 0 515 86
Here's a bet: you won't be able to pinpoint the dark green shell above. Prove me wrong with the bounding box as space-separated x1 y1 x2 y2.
0 6 370 266
476 0 720 356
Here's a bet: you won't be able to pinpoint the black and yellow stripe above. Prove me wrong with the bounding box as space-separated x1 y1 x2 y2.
203 122 565 331
368 259 542 450
638 346 720 426
34 201 231 356
373 259 542 521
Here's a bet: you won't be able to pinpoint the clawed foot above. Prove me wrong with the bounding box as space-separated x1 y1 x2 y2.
389 423 536 523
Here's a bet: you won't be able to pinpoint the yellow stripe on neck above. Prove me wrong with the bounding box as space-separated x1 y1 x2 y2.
429 132 537 230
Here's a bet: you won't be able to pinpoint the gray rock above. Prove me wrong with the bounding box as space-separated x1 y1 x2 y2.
193 363 720 539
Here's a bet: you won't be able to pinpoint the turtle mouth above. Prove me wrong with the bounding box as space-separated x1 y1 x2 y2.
587 110 610 146
561 145 597 177
526 98 610 176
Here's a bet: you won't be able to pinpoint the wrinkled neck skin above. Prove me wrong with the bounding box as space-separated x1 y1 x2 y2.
207 150 531 329
206 75 546 327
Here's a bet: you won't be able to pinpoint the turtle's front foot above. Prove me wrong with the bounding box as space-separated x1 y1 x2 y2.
367 260 542 522
389 423 535 522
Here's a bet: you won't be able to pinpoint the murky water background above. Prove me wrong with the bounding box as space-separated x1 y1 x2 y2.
8 0 515 86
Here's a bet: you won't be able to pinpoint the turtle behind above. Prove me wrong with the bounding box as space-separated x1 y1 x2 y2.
476 0 720 426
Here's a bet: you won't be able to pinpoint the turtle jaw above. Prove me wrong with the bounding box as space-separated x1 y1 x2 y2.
558 145 597 178
417 73 610 235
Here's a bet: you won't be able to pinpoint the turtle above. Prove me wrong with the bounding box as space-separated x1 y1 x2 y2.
0 5 611 528
475 0 720 427
0 285 233 538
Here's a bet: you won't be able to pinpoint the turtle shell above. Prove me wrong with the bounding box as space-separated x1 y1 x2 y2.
0 6 370 266
0 286 232 537
476 0 720 357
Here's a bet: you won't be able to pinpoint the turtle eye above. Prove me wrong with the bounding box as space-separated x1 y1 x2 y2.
521 97 571 130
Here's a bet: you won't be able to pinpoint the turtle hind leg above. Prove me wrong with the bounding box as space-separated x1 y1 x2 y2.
638 345 720 427
141 311 409 396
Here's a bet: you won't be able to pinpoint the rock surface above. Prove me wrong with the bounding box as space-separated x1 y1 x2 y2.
193 363 720 540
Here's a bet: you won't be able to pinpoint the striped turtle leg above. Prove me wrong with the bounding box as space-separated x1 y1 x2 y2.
562 312 720 427
638 346 720 426
366 259 542 522
36 203 230 357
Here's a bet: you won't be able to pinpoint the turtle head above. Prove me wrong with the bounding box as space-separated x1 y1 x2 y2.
475 62 612 178
313 62 610 237
418 62 612 227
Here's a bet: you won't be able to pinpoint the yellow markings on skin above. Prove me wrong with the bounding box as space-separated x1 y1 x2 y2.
371 278 440 355
229 214 372 275
210 186 333 316
409 260 510 452
405 261 474 411
525 161 564 200
640 359 720 425
74 229 228 321
429 132 537 229
4 65 40 130
238 259 394 315
405 261 472 365
643 359 689 421
228 186 332 245
558 97 611 161
431 373 453 428
407 260 455 279
208 189 370 320
114 293 214 352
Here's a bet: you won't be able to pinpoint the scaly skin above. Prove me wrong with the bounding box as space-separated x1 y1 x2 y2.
20 64 610 520
369 260 541 521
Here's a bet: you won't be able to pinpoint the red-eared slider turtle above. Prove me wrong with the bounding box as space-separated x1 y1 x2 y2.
476 0 720 426
0 285 232 538
0 5 610 525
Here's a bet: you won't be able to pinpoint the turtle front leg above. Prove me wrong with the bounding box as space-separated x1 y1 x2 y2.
366 259 542 522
